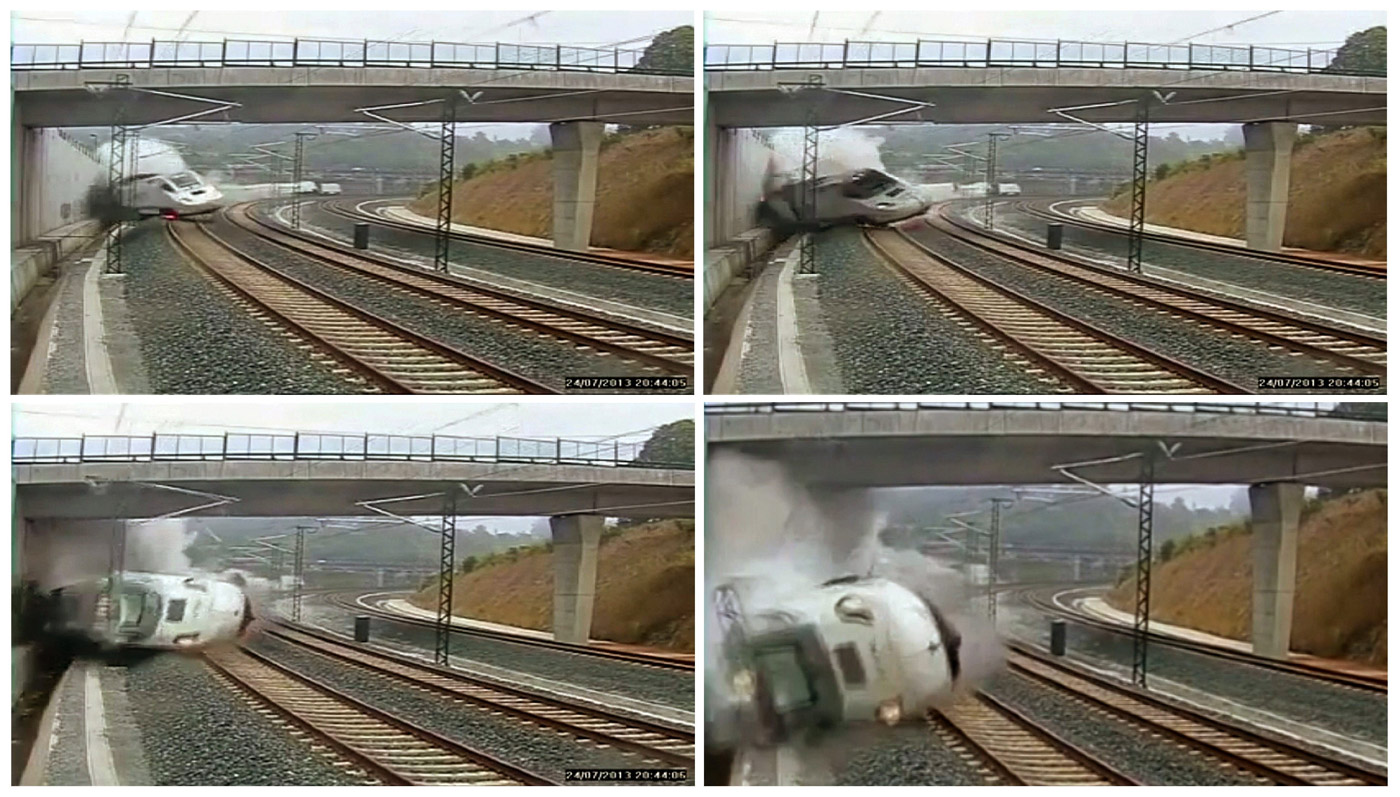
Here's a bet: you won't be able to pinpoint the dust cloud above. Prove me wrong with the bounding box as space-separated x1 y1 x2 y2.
762 127 890 188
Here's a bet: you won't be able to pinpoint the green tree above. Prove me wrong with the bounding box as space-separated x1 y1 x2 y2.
1327 26 1386 76
632 419 694 468
634 25 693 75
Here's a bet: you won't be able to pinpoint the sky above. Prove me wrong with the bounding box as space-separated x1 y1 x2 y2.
704 10 1386 141
11 400 693 441
10 11 693 48
703 10 1384 49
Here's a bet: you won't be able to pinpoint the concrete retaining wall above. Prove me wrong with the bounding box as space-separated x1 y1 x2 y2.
17 128 105 245
704 227 775 310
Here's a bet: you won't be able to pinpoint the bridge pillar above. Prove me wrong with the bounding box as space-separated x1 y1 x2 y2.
550 514 603 644
12 100 26 244
1242 122 1297 252
1249 482 1303 659
549 121 603 252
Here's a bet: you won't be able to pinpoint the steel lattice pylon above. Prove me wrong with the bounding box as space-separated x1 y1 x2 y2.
434 496 458 665
290 132 315 230
1131 455 1156 687
106 520 126 625
292 526 309 622
982 132 1011 230
433 98 457 273
987 498 1011 622
798 106 819 275
1127 99 1150 272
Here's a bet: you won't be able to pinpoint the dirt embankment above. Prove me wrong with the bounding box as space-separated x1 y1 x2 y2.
410 127 693 258
1105 489 1387 666
409 520 694 652
1103 127 1386 258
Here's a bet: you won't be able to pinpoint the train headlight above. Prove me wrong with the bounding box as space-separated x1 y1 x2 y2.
876 699 902 726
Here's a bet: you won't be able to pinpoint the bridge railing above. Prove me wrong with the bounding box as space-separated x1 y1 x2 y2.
705 402 1385 422
704 37 1377 76
10 38 678 74
11 432 692 469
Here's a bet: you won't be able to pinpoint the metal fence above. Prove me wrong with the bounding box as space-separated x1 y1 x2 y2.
10 38 686 75
704 37 1380 77
11 432 693 469
705 402 1385 422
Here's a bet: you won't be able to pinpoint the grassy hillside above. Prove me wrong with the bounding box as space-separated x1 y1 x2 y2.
410 126 693 258
1104 127 1386 258
409 520 694 652
1106 489 1386 665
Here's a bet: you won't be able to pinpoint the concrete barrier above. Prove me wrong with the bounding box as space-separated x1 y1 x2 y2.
704 226 775 310
11 218 103 310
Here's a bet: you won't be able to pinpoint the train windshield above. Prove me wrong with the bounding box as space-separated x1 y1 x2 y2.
168 172 203 190
116 588 162 640
842 170 897 199
754 646 817 712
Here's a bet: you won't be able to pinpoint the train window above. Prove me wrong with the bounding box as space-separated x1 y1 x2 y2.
754 647 816 712
166 599 187 622
842 170 896 199
835 595 874 625
169 172 202 190
832 643 867 687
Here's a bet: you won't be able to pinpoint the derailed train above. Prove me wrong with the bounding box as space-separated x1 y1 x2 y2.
95 170 226 222
46 571 253 651
758 168 932 231
710 575 962 748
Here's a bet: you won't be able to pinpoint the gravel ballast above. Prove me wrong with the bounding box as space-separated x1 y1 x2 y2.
287 202 693 316
123 652 368 785
813 226 1069 394
830 725 989 785
996 204 1385 318
1033 621 1388 745
903 223 1381 393
301 600 693 710
212 217 680 393
249 634 688 785
984 670 1262 785
120 221 364 394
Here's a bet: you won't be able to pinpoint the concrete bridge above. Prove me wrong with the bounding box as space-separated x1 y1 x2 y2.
702 36 1387 280
13 430 694 644
707 402 1386 658
11 37 693 253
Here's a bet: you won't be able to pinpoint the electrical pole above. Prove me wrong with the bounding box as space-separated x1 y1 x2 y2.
292 525 311 622
987 497 1012 623
290 131 316 230
983 131 1012 230
105 74 132 274
433 97 457 273
778 74 825 275
435 495 458 665
1126 98 1150 272
1131 455 1156 687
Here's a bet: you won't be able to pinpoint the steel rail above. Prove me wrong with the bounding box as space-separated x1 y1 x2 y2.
167 219 553 394
865 226 1245 394
229 202 694 375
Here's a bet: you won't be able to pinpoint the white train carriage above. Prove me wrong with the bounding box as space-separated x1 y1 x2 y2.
714 575 962 746
759 168 933 231
49 571 252 650
126 170 225 219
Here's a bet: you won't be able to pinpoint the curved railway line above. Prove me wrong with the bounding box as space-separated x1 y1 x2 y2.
863 227 1241 394
1003 644 1386 786
929 692 1139 784
330 592 695 672
231 203 694 376
926 208 1386 379
166 219 547 394
203 644 557 785
1018 199 1386 279
260 621 695 768
321 198 694 279
1019 586 1387 694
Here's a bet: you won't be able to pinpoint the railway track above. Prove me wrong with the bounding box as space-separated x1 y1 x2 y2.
230 204 694 377
321 198 694 279
1021 586 1387 694
203 645 557 785
333 593 694 672
1006 644 1386 786
166 219 549 394
928 693 1139 785
1018 199 1386 279
863 227 1241 394
930 209 1387 378
264 622 694 768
